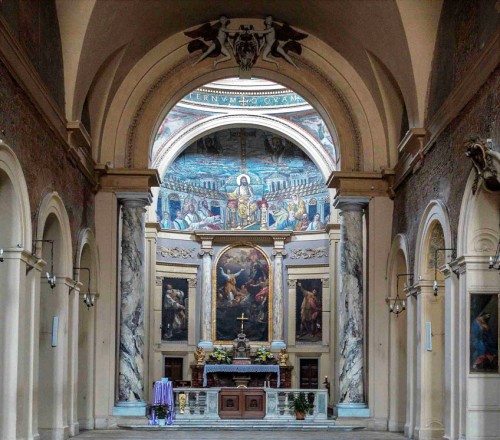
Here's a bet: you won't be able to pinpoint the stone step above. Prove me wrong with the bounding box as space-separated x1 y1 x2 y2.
118 420 363 431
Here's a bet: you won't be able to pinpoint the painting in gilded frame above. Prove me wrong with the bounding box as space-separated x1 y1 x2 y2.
296 279 322 343
214 246 271 343
470 293 499 373
161 278 189 341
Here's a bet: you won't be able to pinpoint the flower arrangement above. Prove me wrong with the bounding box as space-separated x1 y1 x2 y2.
254 346 274 364
209 346 232 364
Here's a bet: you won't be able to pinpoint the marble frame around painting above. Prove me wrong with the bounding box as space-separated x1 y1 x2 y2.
161 277 189 342
212 244 273 345
469 293 499 374
295 278 323 344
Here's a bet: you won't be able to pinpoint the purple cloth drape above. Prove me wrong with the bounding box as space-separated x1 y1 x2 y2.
149 378 175 425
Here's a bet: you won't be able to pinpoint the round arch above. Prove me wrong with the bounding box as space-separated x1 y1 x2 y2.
0 140 32 247
35 192 73 278
152 113 336 182
99 23 388 173
457 170 500 257
414 200 452 280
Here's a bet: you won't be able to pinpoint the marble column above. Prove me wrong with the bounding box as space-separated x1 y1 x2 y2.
334 197 370 417
199 247 214 349
114 195 149 416
271 243 286 349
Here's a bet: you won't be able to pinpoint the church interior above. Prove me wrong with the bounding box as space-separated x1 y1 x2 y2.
0 1 499 439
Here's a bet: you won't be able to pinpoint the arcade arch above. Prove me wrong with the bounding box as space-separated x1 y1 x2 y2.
35 193 73 439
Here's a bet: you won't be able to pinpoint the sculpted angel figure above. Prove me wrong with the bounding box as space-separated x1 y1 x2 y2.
254 16 308 69
185 16 241 67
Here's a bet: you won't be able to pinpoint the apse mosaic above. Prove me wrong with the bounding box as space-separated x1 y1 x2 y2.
214 246 270 342
157 128 330 231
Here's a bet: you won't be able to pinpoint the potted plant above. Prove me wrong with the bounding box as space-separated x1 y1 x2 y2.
148 403 169 426
209 346 232 364
254 346 275 364
288 392 311 420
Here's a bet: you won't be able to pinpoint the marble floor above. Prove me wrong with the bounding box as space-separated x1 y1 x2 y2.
75 429 406 439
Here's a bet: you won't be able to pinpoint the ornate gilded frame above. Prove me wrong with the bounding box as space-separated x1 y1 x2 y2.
212 242 273 344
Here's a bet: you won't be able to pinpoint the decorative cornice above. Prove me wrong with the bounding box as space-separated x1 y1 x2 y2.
327 170 395 199
289 247 328 259
157 246 196 259
393 128 427 189
195 230 292 246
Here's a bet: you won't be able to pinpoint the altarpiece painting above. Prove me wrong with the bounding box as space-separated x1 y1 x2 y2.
161 278 189 341
470 293 499 373
296 279 322 343
214 246 271 342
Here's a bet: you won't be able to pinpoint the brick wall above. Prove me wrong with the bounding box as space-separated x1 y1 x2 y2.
0 60 94 252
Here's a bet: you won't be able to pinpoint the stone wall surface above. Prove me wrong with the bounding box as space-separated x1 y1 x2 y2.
0 0 65 111
0 59 94 250
393 67 499 270
426 0 498 121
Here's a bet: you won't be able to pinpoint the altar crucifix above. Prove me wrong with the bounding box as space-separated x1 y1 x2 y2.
233 313 251 362
237 312 248 333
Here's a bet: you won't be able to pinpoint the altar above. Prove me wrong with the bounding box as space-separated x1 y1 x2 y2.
203 364 281 387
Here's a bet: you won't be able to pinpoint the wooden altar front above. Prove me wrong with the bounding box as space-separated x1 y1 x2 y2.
191 365 293 388
219 388 265 419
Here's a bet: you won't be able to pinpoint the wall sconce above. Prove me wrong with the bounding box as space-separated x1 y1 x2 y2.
33 240 56 288
0 244 23 263
387 273 413 316
73 267 94 308
433 248 456 296
488 227 500 270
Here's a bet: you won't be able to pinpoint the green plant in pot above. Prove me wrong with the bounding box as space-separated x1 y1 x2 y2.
288 392 311 420
149 403 169 426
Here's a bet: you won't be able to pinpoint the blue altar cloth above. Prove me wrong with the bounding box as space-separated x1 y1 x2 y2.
203 364 280 387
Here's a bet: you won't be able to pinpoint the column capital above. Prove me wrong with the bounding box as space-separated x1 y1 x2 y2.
333 196 370 212
117 191 152 207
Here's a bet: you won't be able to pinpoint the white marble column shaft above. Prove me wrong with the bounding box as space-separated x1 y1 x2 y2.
271 249 286 348
117 198 147 406
199 249 213 348
337 202 366 408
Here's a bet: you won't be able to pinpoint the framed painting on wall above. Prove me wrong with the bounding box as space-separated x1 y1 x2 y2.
296 279 322 343
161 278 189 342
213 245 271 343
470 293 499 373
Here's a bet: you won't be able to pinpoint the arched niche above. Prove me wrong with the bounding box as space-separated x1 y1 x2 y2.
386 234 410 432
35 192 73 438
75 228 99 430
456 171 500 438
99 25 388 174
413 200 452 439
0 141 32 439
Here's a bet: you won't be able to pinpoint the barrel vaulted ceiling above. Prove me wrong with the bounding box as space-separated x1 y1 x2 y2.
55 0 444 170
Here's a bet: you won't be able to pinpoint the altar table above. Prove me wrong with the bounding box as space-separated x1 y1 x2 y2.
203 364 280 387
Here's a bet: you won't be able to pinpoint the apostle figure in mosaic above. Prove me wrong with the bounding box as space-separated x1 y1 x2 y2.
172 210 189 230
226 174 259 228
306 213 325 231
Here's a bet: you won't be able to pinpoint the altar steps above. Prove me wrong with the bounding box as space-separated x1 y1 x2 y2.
118 419 362 431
